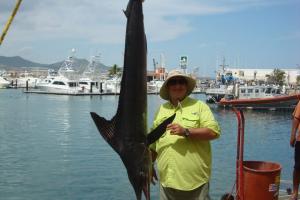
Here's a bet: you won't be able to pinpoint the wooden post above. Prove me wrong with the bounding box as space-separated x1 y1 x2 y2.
100 82 103 94
26 80 28 91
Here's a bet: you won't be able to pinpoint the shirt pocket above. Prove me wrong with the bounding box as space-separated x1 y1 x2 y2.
181 114 199 128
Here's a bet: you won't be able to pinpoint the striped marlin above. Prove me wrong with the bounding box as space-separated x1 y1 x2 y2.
90 0 175 199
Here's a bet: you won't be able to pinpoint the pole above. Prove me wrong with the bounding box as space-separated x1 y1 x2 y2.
233 108 245 200
0 0 23 45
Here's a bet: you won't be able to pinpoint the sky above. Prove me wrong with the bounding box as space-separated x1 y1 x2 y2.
0 0 299 77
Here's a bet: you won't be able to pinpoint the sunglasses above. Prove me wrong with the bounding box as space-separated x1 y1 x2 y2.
167 78 187 86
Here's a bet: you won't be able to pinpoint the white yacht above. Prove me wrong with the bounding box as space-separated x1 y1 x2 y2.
78 55 102 93
35 69 58 89
147 79 164 93
16 71 39 88
78 77 100 93
0 76 10 88
102 76 121 94
36 75 81 94
35 53 81 94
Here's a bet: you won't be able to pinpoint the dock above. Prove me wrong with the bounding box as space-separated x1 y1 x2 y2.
23 90 119 96
23 89 204 96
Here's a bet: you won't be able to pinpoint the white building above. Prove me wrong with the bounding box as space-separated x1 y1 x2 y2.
224 68 300 85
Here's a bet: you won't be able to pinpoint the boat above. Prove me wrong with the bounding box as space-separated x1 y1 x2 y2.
0 76 10 88
15 71 39 88
147 79 164 94
205 85 234 103
78 55 102 93
102 76 121 94
218 85 300 109
78 77 101 93
36 75 82 94
35 58 82 94
205 58 236 103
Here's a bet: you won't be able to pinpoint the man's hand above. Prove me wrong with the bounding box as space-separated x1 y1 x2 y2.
167 123 185 136
290 134 296 147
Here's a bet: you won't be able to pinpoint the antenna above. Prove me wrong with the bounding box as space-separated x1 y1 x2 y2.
220 57 228 72
160 53 165 68
152 58 157 71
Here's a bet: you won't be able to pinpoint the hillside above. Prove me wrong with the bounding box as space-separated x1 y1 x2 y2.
0 55 109 72
0 56 48 69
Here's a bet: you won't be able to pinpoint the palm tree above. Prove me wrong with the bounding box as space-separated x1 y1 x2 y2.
109 64 122 77
297 75 300 85
266 68 286 86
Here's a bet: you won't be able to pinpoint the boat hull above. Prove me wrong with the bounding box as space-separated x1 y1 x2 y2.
218 94 300 109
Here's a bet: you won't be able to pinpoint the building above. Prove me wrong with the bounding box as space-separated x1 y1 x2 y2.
223 68 300 85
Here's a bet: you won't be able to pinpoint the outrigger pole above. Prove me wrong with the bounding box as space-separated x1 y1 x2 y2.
0 0 23 45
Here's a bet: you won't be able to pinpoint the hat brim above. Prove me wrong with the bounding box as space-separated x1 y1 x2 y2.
159 75 196 100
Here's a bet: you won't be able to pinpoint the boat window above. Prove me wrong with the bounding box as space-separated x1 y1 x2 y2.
240 89 246 93
69 82 77 87
271 89 281 94
79 82 88 85
265 88 272 94
53 81 65 85
247 89 253 93
255 89 259 93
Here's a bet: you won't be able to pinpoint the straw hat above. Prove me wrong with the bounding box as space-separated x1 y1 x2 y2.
159 69 196 100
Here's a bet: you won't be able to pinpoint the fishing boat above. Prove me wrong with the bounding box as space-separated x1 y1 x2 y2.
78 77 101 93
35 56 82 94
102 76 121 94
15 71 39 88
147 79 164 94
0 76 10 88
218 85 300 109
35 74 81 94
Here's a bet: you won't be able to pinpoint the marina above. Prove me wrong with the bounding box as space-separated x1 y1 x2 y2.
0 89 296 199
1 1 299 199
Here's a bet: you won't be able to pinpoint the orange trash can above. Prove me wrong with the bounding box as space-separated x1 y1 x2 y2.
243 161 281 200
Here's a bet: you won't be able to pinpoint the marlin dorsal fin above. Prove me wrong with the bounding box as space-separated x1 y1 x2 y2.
146 114 176 145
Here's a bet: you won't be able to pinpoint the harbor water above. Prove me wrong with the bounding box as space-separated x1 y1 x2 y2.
0 89 294 199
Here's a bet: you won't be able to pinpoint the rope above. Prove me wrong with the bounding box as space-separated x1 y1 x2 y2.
0 0 23 45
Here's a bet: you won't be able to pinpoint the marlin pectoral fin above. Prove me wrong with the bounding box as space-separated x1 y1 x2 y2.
90 112 119 152
146 114 176 145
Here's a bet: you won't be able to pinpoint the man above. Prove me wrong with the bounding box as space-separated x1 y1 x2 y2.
290 100 300 200
150 69 221 200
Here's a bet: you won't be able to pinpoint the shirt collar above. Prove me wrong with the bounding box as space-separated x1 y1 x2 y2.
166 96 190 109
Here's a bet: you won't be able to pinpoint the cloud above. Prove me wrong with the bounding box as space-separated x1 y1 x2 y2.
277 31 300 41
1 0 295 45
0 0 298 65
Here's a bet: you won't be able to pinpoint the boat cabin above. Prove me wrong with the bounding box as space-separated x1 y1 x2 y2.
237 85 282 99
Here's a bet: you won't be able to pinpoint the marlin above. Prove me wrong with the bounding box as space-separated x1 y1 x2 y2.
90 0 175 199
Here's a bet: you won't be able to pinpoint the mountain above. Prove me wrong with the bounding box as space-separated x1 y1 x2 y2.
0 56 48 69
0 55 110 72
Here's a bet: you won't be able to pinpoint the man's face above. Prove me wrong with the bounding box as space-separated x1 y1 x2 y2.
167 77 188 101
